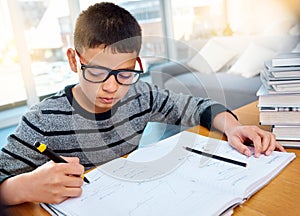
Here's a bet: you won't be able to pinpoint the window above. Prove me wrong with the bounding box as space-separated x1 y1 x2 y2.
0 0 27 107
0 0 77 110
0 0 167 113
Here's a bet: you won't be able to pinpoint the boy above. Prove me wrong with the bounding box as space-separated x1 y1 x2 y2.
0 2 284 205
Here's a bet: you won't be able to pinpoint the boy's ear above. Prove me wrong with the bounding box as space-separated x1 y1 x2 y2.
66 48 78 73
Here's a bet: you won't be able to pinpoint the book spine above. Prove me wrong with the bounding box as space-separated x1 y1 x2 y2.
259 110 300 125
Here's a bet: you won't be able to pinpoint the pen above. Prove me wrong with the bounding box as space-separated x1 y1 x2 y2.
183 146 247 167
34 141 90 183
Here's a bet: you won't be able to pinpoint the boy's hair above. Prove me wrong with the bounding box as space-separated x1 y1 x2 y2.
74 2 142 54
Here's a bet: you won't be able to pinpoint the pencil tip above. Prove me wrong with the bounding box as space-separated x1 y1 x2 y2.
84 177 90 184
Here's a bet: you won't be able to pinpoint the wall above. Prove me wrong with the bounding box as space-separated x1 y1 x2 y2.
227 0 296 35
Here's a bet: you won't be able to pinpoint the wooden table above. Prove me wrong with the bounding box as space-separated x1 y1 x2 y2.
6 101 300 215
233 102 300 216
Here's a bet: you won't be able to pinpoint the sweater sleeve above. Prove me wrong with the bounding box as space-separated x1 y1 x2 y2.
200 103 237 129
0 109 48 184
146 83 237 129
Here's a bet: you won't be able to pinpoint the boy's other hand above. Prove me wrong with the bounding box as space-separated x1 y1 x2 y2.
212 112 285 158
226 125 285 157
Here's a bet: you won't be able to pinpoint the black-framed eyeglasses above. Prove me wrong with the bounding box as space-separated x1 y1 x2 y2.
79 56 144 86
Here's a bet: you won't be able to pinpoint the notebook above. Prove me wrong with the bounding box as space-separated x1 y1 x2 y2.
43 131 296 216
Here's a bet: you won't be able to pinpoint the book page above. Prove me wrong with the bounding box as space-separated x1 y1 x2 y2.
52 167 240 216
50 131 295 216
128 131 295 197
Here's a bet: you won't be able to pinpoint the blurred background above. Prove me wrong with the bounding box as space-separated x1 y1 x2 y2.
0 0 299 132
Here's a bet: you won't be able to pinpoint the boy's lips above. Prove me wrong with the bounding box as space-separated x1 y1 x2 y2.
98 97 115 104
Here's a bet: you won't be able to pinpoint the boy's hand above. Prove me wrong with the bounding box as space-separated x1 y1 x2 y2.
0 157 84 205
26 157 84 204
212 112 285 157
226 125 285 157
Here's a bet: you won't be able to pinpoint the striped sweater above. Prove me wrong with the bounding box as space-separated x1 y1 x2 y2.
0 81 231 183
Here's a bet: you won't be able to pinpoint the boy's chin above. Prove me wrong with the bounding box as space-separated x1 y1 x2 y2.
94 102 116 113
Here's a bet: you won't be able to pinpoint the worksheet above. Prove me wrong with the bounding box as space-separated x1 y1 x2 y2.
49 131 296 216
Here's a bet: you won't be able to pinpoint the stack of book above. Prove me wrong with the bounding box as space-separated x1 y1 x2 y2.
258 52 300 148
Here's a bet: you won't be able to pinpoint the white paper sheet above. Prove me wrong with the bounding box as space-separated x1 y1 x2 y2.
49 131 295 216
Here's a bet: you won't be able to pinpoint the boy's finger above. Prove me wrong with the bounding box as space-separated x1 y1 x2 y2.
240 128 262 157
62 156 80 163
64 187 83 198
264 139 276 156
261 133 271 153
230 138 251 157
64 175 84 188
276 142 286 152
61 163 84 177
251 134 262 158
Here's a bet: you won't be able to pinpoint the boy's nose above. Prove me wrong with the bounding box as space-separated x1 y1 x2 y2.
101 75 119 92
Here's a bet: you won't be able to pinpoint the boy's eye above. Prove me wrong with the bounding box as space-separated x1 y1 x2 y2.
118 72 134 79
86 68 107 77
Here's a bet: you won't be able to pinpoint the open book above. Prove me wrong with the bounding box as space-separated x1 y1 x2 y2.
44 131 295 216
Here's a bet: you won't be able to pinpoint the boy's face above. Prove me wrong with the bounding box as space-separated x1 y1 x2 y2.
68 46 138 113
